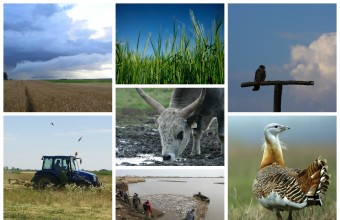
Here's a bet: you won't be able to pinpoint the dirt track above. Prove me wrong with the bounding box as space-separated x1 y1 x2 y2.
116 119 224 166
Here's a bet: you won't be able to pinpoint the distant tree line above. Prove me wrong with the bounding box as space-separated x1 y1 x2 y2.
4 72 8 80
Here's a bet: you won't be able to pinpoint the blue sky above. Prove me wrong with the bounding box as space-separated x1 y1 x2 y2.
4 116 112 170
229 116 336 147
228 4 336 112
116 4 224 56
4 4 112 80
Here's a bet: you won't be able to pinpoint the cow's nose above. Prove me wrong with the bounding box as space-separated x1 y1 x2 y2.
163 154 171 161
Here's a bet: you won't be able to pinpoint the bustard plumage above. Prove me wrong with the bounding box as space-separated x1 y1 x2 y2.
252 123 330 220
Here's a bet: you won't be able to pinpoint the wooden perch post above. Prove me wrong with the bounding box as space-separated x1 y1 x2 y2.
241 80 314 112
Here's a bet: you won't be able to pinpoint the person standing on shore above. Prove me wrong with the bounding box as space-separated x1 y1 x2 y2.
132 193 141 211
123 191 129 203
143 200 152 220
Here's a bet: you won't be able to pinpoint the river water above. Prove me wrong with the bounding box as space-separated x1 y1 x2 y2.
128 178 224 220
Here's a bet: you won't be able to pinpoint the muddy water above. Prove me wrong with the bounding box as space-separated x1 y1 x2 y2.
128 178 224 220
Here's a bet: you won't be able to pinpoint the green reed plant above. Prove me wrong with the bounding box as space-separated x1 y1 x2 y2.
116 10 224 84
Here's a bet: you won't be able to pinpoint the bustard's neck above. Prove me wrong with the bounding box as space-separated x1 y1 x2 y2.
259 131 285 169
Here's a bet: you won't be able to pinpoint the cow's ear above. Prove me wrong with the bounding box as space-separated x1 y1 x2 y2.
187 115 202 129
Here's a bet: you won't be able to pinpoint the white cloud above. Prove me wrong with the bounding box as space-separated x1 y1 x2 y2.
65 4 113 41
287 33 336 105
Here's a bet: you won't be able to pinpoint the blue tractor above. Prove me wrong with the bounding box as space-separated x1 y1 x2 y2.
31 155 100 189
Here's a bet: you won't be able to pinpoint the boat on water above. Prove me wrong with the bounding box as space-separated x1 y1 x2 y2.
193 192 210 203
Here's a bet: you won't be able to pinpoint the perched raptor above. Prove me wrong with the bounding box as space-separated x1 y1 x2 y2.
252 123 330 220
253 65 266 91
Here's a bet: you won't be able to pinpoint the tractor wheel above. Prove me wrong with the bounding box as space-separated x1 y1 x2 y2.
35 174 59 189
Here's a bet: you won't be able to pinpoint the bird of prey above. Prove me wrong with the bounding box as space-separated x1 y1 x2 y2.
50 122 54 126
253 65 266 91
252 123 330 220
78 137 83 142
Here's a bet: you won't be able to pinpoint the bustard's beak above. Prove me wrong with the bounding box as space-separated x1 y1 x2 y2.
283 126 290 130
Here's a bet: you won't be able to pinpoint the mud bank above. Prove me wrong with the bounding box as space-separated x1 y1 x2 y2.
116 197 164 220
116 119 224 166
141 194 209 220
116 193 209 220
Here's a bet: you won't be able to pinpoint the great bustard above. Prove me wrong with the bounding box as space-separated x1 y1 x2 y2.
252 123 330 220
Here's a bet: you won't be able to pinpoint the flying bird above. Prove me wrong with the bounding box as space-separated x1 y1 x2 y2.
252 123 330 220
78 137 83 142
253 65 266 91
50 122 54 126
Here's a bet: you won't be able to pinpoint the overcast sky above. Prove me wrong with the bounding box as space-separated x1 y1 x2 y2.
4 4 112 80
228 4 336 112
116 169 224 177
4 116 112 170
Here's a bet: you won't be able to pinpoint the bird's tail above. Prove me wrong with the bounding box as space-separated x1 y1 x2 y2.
298 157 330 206
253 85 260 91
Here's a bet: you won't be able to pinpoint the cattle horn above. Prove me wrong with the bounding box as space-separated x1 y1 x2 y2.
136 88 166 115
179 88 206 118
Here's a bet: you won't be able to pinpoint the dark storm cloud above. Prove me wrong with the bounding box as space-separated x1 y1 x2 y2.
4 4 112 79
10 53 112 80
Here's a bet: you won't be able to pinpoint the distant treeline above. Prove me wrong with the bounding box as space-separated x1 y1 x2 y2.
118 175 224 178
46 79 112 83
4 167 112 175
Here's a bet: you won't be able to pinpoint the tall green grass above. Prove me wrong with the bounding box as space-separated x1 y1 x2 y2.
116 10 224 84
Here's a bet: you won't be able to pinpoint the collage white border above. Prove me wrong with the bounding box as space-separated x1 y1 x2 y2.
0 0 338 219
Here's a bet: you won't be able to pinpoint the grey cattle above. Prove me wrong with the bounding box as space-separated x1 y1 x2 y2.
136 88 224 161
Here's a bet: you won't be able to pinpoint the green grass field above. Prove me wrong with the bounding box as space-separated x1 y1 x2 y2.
4 171 112 219
116 10 224 84
228 142 336 220
116 88 173 126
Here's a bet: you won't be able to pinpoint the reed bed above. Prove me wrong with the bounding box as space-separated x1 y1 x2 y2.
116 10 224 84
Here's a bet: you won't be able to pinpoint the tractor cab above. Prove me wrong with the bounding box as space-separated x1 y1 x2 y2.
42 156 81 173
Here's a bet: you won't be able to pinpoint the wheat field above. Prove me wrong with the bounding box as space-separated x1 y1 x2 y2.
4 80 112 112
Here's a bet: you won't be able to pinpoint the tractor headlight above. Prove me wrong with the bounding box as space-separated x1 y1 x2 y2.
93 175 97 182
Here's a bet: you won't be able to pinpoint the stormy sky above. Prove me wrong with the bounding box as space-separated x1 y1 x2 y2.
4 4 112 80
